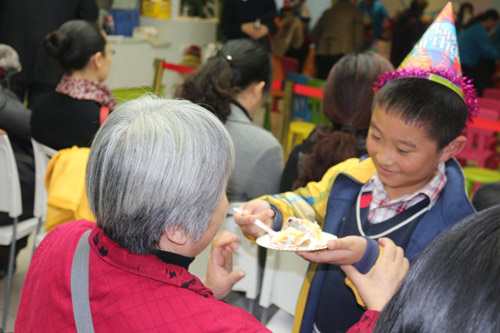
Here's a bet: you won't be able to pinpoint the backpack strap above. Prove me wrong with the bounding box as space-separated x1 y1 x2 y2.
71 230 95 332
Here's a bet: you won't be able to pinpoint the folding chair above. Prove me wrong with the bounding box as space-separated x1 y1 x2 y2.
31 139 57 251
0 131 38 331
189 202 261 314
456 108 499 169
259 249 309 328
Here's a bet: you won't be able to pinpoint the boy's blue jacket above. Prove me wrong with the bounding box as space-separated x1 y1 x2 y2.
262 157 475 332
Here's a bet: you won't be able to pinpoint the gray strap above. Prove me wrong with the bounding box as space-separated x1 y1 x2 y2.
71 230 95 333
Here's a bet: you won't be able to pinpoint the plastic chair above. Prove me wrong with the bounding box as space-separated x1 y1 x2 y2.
31 139 57 251
286 121 316 156
259 249 309 326
483 88 500 101
463 165 500 197
0 131 38 331
477 98 500 118
455 108 499 169
286 73 312 121
306 78 330 125
189 202 261 314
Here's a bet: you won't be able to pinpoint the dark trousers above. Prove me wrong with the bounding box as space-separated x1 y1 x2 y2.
314 54 344 80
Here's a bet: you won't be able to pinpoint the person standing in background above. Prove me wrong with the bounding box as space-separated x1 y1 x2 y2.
357 0 390 41
390 0 428 68
459 9 500 96
311 0 363 80
0 0 98 108
221 0 277 48
456 2 474 33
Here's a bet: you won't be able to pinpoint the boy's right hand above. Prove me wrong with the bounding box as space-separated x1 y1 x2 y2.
297 236 367 265
233 199 275 238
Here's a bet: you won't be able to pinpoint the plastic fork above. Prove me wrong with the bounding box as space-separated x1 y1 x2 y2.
233 207 277 236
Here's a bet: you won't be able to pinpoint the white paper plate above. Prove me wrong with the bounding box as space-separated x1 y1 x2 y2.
256 232 337 252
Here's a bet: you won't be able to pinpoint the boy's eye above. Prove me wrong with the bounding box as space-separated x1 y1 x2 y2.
370 133 381 141
397 148 410 154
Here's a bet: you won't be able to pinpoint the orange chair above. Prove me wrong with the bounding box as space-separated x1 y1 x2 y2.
456 108 499 169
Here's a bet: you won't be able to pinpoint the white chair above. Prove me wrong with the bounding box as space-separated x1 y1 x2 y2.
0 132 38 331
31 139 56 250
190 202 261 313
259 248 310 328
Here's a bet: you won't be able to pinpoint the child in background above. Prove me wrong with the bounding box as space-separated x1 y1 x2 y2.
235 3 476 332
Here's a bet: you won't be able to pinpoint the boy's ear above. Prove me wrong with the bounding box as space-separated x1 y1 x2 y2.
440 135 467 162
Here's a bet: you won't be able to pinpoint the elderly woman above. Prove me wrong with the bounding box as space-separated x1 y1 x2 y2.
16 97 268 332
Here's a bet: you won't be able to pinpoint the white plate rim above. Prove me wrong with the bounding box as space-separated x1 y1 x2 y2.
256 232 337 252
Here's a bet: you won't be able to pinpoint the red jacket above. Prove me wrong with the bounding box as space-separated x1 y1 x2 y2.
16 220 268 332
347 310 380 333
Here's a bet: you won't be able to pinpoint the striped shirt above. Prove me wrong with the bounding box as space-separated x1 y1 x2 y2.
362 162 447 223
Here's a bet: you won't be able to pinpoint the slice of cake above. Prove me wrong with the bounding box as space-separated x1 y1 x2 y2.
271 217 324 249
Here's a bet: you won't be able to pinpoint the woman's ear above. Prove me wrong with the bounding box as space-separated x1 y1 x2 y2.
91 51 104 70
164 228 188 246
253 81 266 99
440 135 467 162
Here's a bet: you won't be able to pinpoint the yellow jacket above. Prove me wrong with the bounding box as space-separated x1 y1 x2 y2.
44 146 95 231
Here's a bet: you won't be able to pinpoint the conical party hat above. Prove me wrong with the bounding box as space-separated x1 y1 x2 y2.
399 2 461 76
376 2 477 118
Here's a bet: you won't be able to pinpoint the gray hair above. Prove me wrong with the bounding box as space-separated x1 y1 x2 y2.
86 96 235 254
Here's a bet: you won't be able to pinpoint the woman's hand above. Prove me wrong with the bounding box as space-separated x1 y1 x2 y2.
297 236 368 265
341 238 409 311
233 199 275 239
204 231 245 300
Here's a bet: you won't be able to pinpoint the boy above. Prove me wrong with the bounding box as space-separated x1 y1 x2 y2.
235 3 476 332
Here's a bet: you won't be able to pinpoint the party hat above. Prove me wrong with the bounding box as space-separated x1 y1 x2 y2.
376 2 477 118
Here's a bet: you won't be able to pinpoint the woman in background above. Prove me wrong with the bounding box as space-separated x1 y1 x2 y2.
176 39 283 202
280 52 393 191
31 19 116 150
0 44 33 276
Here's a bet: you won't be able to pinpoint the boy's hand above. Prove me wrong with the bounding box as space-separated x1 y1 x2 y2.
341 238 409 311
233 199 275 238
297 236 367 265
204 231 245 300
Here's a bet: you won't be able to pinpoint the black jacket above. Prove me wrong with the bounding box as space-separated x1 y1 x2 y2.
0 0 98 85
31 91 101 150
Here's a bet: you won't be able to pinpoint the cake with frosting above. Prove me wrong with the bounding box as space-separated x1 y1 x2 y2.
271 217 324 249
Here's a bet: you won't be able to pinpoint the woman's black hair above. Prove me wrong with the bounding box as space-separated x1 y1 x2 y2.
374 78 468 150
44 20 106 73
175 38 271 123
374 205 500 332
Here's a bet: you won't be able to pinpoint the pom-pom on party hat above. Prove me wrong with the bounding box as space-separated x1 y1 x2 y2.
376 2 477 119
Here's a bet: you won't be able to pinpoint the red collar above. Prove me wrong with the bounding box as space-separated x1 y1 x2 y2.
89 225 214 298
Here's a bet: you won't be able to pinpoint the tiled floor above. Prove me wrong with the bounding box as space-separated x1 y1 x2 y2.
0 234 292 333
